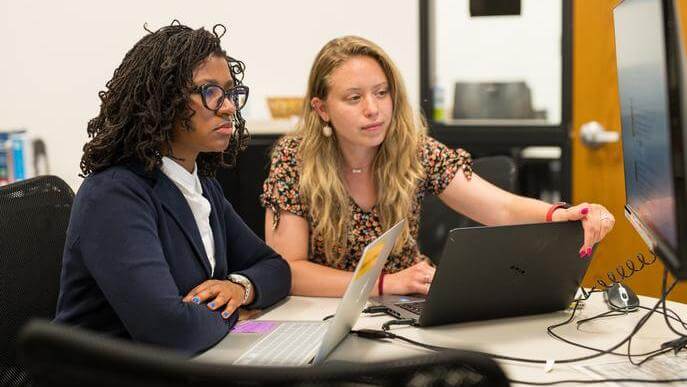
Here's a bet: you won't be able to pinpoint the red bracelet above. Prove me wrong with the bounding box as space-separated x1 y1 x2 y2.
546 202 570 222
378 272 385 296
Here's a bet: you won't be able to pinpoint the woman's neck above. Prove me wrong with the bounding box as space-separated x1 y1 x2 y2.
164 145 197 174
339 143 376 174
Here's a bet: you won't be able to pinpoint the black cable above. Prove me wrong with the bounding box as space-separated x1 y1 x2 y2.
547 299 666 359
512 270 684 384
547 287 686 360
659 268 687 338
349 277 686 386
661 336 687 355
381 319 416 331
592 251 657 289
543 251 685 365
644 304 687 330
349 254 684 385
322 305 391 321
362 305 390 314
575 309 629 326
351 329 459 352
575 304 687 336
355 278 681 366
353 327 687 386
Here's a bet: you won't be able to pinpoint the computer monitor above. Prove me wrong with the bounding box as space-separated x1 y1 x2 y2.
613 0 687 280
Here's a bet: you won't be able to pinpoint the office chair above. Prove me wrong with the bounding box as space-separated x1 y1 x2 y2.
19 319 510 387
216 135 278 240
418 156 518 262
0 176 74 387
452 81 535 120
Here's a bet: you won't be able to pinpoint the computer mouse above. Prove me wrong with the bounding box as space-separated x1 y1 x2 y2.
604 282 640 311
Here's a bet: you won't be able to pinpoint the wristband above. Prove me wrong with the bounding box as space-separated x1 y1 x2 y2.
546 202 571 222
378 272 386 296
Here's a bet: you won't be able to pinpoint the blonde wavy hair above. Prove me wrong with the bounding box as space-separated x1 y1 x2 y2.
290 36 426 265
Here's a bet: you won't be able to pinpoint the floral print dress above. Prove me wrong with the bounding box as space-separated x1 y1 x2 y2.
260 135 472 273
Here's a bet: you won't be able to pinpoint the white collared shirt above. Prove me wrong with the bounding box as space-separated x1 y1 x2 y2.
160 157 215 276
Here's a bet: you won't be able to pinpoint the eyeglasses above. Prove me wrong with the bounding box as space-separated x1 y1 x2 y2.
192 84 249 112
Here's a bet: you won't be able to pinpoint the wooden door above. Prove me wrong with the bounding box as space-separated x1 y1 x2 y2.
573 0 687 302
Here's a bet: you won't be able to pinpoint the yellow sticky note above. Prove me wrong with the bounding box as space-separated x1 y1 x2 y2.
354 242 384 280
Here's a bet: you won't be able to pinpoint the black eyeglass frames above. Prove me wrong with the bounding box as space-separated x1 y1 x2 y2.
192 84 249 112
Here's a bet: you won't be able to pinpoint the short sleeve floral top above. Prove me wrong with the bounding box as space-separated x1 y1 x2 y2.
260 135 472 273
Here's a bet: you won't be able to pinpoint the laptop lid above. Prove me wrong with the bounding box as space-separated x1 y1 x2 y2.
312 219 406 364
419 220 590 327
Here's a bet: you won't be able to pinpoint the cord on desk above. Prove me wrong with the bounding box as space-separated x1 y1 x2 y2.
351 329 456 352
352 327 687 386
355 277 682 367
547 293 667 361
322 305 390 321
659 267 687 339
350 277 687 385
346 263 684 385
547 273 682 367
592 251 657 290
381 318 416 331
569 308 674 363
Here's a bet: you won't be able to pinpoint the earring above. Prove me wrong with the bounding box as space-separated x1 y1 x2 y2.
322 123 332 137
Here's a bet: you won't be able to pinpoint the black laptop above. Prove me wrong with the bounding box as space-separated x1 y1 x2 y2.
370 221 592 327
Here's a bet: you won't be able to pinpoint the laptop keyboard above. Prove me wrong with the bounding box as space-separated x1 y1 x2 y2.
396 301 425 315
233 321 328 366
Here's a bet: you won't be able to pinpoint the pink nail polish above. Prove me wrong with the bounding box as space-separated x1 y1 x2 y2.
581 208 589 215
586 247 592 256
579 250 585 258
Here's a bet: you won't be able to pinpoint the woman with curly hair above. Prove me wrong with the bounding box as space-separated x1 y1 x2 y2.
54 21 290 354
262 36 615 297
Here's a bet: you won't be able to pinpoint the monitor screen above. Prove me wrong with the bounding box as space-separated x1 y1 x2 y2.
614 0 687 279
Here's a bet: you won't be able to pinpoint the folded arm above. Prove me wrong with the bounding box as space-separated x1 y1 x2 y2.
77 181 232 354
221 191 291 308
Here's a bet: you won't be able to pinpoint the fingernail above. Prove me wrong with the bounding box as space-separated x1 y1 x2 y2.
581 208 589 215
222 311 230 318
586 247 592 256
192 296 200 304
579 250 586 258
208 302 215 308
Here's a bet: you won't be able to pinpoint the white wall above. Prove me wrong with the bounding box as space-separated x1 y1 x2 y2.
0 1 565 190
0 0 419 189
436 0 562 123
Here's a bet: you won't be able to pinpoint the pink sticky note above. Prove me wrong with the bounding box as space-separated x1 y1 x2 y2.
231 321 278 334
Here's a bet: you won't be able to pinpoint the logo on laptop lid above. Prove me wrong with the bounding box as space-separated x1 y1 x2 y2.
354 242 385 280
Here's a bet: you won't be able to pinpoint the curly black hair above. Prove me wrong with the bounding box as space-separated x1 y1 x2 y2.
80 20 249 178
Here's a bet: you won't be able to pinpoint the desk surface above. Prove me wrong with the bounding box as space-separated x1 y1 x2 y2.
198 292 687 385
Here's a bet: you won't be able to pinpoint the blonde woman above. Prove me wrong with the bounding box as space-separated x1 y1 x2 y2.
261 36 615 297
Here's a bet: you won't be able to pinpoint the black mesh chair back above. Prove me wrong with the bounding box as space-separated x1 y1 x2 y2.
418 156 518 262
215 136 276 240
19 319 509 387
452 81 535 120
0 176 74 386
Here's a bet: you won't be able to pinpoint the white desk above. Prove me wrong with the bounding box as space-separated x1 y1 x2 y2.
199 292 687 385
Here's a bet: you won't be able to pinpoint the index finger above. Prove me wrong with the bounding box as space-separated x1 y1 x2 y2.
183 280 213 303
580 218 593 258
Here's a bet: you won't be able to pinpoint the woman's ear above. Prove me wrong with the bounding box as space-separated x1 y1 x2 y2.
311 97 329 122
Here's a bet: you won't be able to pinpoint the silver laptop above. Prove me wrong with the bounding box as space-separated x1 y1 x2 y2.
208 219 405 367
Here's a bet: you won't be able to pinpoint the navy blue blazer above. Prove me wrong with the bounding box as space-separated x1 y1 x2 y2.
54 163 291 354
